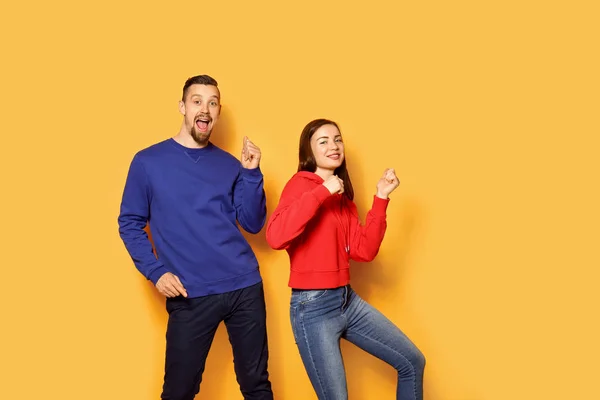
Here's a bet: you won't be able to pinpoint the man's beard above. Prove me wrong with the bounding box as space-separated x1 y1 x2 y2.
189 112 214 147
190 123 211 146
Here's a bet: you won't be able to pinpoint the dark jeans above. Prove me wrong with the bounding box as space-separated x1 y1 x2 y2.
161 282 273 400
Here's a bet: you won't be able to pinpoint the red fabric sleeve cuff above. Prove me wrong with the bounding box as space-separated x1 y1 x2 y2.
371 195 390 216
312 184 332 203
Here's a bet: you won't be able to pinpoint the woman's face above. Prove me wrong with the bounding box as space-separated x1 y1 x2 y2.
310 124 345 173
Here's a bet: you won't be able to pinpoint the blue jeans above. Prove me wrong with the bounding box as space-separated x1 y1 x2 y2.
290 285 425 400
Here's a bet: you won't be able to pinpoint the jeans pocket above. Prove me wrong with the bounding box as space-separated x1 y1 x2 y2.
166 296 188 314
301 289 329 304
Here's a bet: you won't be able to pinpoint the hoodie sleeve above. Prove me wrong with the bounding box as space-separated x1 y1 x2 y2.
266 177 332 250
348 196 389 262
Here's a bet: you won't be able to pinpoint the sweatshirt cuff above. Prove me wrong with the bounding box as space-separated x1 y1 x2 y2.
312 184 332 204
241 166 263 182
371 195 390 217
148 265 169 285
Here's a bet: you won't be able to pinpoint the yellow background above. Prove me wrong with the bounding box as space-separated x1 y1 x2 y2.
1 1 599 399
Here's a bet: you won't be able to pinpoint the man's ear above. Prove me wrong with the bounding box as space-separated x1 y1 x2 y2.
178 100 185 116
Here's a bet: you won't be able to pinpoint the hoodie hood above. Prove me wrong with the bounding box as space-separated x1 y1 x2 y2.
293 171 325 185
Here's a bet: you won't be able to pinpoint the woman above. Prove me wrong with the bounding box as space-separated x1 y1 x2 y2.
266 119 425 400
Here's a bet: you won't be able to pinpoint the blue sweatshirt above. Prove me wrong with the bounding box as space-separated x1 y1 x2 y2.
118 138 266 298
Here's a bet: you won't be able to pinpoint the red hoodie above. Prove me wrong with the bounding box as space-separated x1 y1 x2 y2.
266 171 389 289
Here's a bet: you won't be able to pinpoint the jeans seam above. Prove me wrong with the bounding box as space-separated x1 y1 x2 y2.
349 329 418 400
290 306 298 344
299 305 329 400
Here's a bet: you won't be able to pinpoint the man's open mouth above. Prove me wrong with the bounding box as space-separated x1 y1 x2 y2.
195 116 211 132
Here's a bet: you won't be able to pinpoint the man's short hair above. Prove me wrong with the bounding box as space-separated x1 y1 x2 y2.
182 75 219 101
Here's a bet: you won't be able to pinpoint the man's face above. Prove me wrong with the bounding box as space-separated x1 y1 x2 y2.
179 84 221 146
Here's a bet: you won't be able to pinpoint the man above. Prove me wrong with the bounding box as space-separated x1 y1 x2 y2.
118 75 273 400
